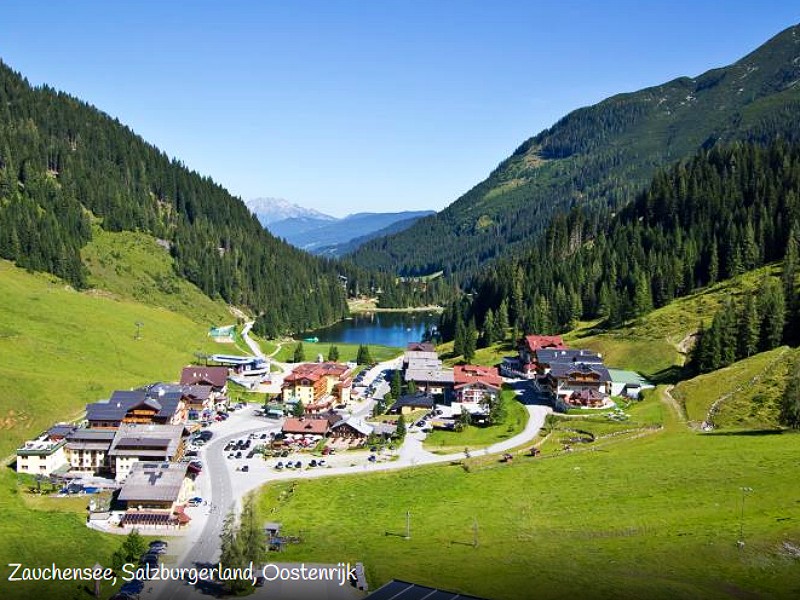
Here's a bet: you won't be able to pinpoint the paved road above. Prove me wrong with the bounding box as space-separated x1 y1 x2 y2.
150 363 548 599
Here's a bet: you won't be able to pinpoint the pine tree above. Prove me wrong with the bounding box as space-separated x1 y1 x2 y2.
464 319 477 363
707 241 719 285
396 414 407 439
327 345 340 362
482 309 496 346
293 342 305 363
238 496 264 565
737 295 760 359
391 369 402 397
780 360 800 429
497 299 510 338
758 278 786 351
633 272 653 316
783 224 798 342
292 399 305 417
453 312 465 357
356 344 373 365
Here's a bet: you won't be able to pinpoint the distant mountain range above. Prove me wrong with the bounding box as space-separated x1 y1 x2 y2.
245 198 434 256
348 23 800 278
246 197 335 225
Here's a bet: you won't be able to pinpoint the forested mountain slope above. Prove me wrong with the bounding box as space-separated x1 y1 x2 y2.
443 140 800 358
0 61 350 336
350 24 800 279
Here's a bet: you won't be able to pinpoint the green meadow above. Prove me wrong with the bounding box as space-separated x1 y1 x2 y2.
258 391 800 599
0 258 233 598
272 340 402 364
423 390 529 452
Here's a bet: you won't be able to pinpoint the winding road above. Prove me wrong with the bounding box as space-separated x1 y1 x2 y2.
148 327 551 598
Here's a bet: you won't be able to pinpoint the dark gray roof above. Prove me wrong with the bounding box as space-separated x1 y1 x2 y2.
67 429 117 442
109 424 185 458
391 393 435 411
47 424 77 439
548 362 611 381
65 428 116 451
536 348 603 364
366 579 488 600
86 389 183 423
143 383 213 401
118 462 188 503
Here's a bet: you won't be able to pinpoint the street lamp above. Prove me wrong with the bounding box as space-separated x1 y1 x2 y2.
738 486 753 548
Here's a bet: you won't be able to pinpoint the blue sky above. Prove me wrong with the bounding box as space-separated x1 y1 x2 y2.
1 2 798 217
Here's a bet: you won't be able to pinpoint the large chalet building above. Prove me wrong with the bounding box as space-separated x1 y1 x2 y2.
281 362 353 413
452 365 503 413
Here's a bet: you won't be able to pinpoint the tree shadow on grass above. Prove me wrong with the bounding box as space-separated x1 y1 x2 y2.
648 365 691 385
705 429 786 436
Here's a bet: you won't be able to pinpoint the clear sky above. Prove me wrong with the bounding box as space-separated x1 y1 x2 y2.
1 2 798 217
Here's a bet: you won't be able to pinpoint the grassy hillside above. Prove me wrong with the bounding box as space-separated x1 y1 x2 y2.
258 392 800 599
0 260 230 454
81 227 235 325
0 258 244 598
567 266 778 379
672 347 795 428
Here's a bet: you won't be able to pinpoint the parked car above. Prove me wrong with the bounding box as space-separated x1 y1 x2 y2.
368 454 377 463
309 459 317 467
241 465 249 472
235 452 242 459
294 460 302 468
275 462 284 470
318 459 327 467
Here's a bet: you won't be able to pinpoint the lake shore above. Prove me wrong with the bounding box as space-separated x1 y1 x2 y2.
348 298 443 314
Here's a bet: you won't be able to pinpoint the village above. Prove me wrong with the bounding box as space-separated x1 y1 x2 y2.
16 332 652 544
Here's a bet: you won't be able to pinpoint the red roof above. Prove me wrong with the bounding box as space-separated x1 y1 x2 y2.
282 417 329 435
453 365 503 387
284 362 349 384
522 335 566 353
180 366 229 388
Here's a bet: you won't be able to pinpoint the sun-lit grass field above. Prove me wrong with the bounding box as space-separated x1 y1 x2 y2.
272 340 402 364
423 391 529 452
0 259 236 598
258 391 800 599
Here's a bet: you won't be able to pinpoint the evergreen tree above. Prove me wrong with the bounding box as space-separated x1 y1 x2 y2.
391 369 402 397
389 369 403 398
758 278 786 351
482 309 496 346
453 312 465 357
407 379 417 395
238 496 264 565
783 224 799 342
396 414 407 439
292 342 305 363
780 360 800 429
633 271 653 316
708 241 719 285
497 299 510 338
464 319 477 363
737 295 760 359
489 392 507 424
292 400 305 417
327 345 340 362
356 344 373 365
